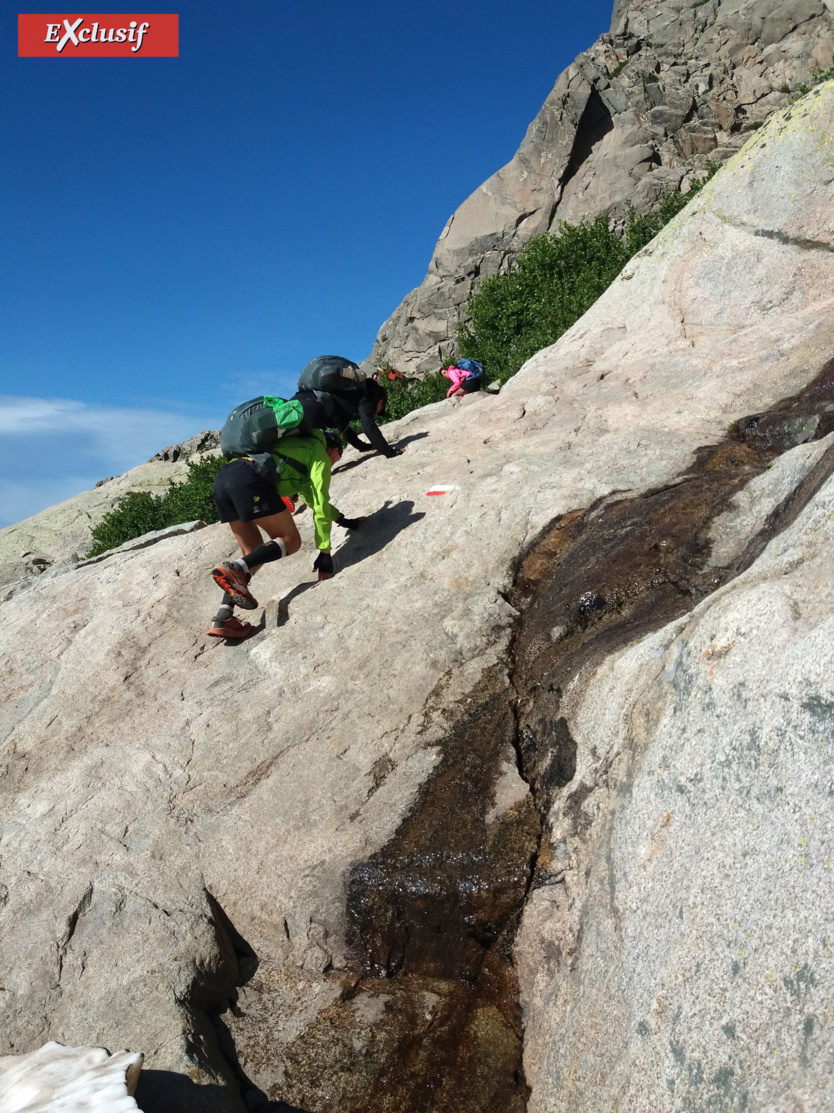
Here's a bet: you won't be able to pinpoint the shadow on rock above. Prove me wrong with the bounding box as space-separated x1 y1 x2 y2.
331 431 429 475
394 431 429 450
272 580 318 628
213 1010 315 1113
335 500 425 570
136 1069 311 1113
135 1071 241 1113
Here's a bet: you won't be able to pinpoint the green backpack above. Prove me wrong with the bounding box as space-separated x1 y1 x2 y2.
220 396 307 477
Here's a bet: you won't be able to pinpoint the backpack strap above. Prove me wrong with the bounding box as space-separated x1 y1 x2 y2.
273 450 310 480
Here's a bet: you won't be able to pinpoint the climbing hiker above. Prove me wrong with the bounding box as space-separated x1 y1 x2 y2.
293 355 405 458
442 359 485 398
208 429 365 639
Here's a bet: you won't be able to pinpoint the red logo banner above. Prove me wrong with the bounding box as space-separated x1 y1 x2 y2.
18 13 179 56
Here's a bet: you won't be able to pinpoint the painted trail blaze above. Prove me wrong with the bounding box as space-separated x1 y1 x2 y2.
18 13 179 56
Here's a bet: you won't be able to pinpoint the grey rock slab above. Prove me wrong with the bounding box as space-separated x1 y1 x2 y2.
1 87 834 1106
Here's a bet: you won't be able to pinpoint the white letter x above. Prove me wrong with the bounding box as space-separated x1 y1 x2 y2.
56 18 83 52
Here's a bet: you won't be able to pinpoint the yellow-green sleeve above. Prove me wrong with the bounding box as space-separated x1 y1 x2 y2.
300 453 337 551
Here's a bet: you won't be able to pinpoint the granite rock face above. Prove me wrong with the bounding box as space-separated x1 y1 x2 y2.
0 88 833 1112
361 0 834 377
150 429 220 464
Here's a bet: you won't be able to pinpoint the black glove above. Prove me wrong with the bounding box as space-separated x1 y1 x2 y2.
313 551 334 579
387 446 405 457
337 514 365 530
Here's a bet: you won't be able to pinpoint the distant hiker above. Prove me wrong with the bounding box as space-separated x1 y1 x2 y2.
373 367 409 384
208 429 365 639
442 359 485 398
294 355 404 458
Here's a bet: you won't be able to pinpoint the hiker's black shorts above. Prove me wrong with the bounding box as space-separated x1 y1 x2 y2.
212 459 286 523
460 375 482 394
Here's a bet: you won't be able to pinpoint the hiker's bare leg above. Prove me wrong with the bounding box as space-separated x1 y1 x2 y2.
229 510 301 575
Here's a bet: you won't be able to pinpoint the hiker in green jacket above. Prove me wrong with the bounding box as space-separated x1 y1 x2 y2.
208 429 365 639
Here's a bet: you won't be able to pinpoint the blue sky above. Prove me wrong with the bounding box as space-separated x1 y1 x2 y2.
1 0 614 526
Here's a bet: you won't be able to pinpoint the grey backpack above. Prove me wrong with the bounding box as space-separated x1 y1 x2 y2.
297 355 367 394
220 396 308 478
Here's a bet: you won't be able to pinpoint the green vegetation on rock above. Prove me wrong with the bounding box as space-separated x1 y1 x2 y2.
793 64 834 99
458 162 720 384
87 454 225 557
379 369 450 424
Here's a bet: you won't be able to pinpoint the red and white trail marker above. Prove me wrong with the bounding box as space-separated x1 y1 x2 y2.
426 485 456 496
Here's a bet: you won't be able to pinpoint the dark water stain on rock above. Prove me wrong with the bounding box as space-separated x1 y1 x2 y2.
341 673 540 1113
512 355 834 810
219 674 539 1113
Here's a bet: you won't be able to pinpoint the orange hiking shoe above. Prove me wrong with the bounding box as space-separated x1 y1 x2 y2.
207 615 255 639
211 561 258 609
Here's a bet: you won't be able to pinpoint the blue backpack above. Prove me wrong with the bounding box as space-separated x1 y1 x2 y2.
456 358 484 385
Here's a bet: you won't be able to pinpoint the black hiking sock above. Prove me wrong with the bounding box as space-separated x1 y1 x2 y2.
214 595 235 621
239 540 286 570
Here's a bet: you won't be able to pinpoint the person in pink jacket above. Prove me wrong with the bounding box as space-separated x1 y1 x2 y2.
442 364 483 398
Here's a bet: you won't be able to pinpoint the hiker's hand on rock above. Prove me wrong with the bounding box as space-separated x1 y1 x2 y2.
314 551 335 580
338 515 366 531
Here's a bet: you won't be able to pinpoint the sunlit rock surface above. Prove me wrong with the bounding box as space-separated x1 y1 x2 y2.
0 87 832 1111
0 1041 143 1112
361 0 833 376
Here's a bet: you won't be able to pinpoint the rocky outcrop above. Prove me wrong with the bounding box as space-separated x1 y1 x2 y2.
1 86 833 1112
361 0 833 377
150 430 220 464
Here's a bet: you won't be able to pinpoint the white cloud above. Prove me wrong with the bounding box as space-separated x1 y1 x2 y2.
0 395 223 529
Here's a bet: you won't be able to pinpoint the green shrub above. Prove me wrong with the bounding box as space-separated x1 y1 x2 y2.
379 371 450 424
457 218 629 383
458 161 720 384
87 492 169 557
87 453 226 557
158 454 225 524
